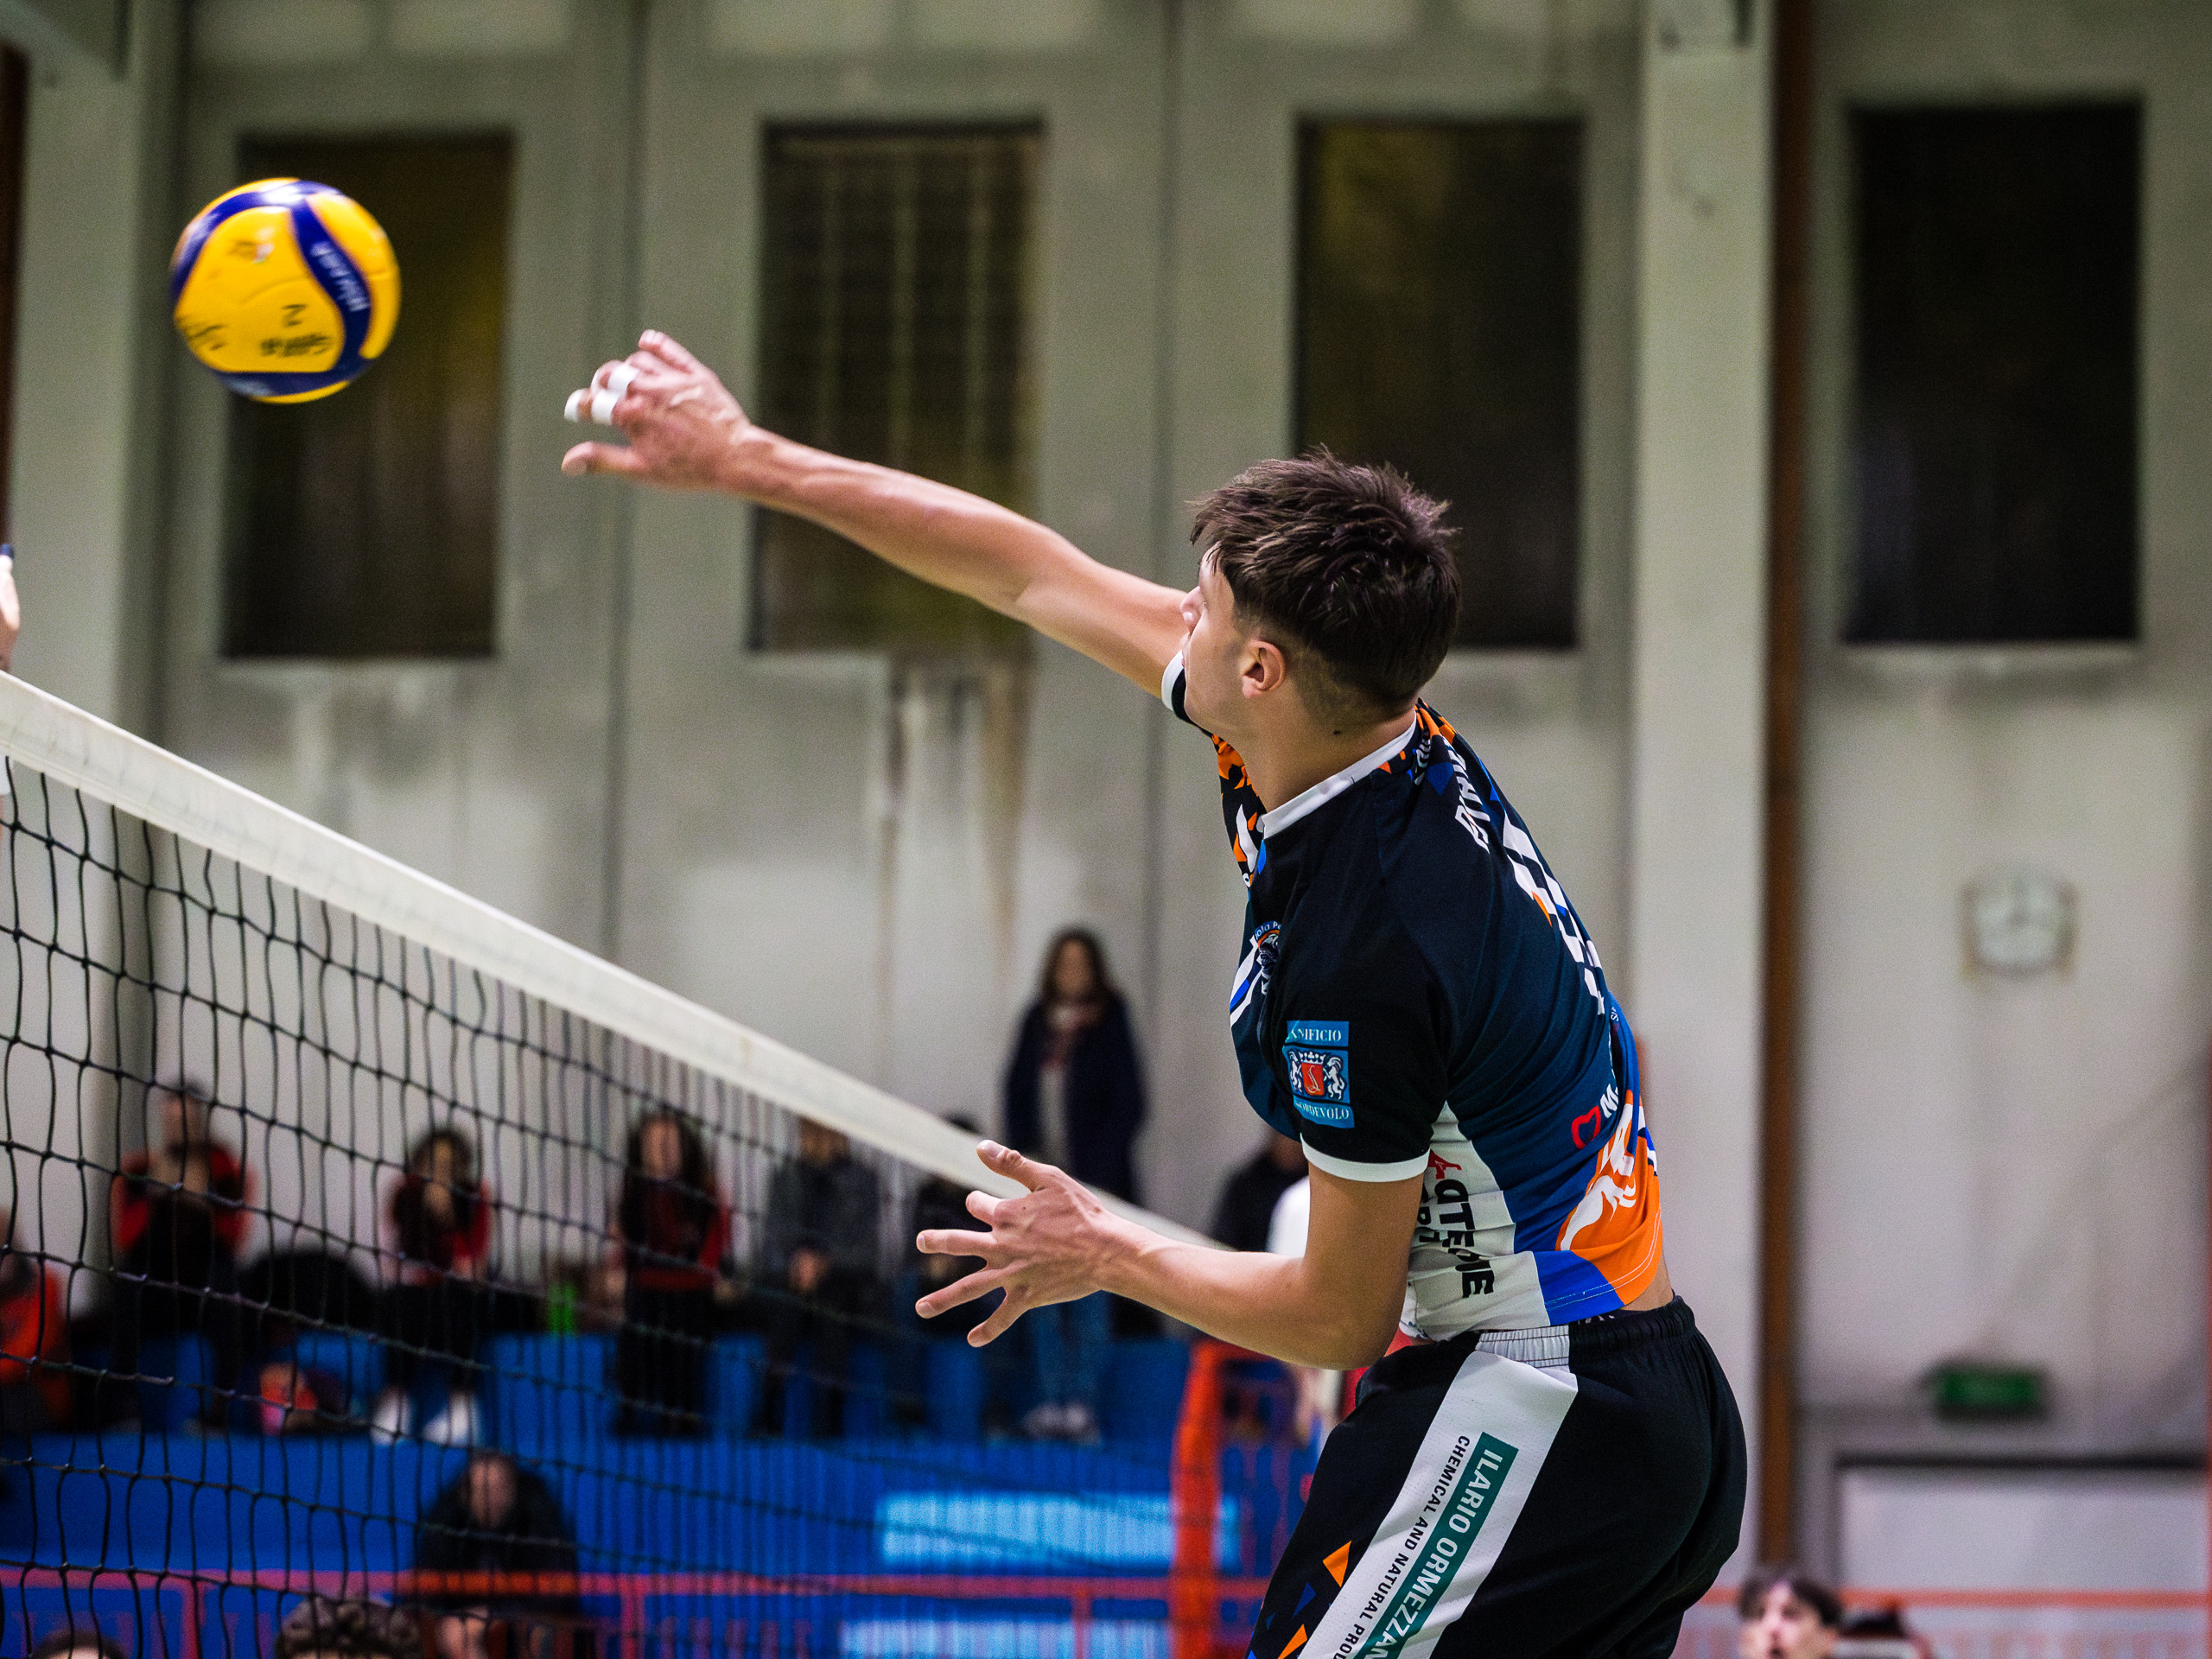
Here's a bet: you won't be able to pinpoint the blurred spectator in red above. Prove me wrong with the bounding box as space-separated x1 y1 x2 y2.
108 1081 253 1426
756 1118 880 1439
250 1355 351 1435
0 1205 68 1431
372 1128 493 1445
611 1108 729 1435
1738 1566 1841 1659
1210 1130 1306 1252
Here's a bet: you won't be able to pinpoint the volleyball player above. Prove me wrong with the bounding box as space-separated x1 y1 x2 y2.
563 334 1745 1657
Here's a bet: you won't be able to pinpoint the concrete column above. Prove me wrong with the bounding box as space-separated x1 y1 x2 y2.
1624 0 1774 1554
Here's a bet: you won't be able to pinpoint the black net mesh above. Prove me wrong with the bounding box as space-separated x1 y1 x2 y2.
0 752 1300 1659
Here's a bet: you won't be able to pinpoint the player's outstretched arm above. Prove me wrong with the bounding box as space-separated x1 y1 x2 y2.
562 333 1186 694
917 1141 1421 1371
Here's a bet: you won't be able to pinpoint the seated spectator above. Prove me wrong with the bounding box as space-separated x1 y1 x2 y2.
416 1450 583 1659
610 1108 728 1435
29 1625 127 1659
1738 1565 1842 1659
0 1205 69 1433
1001 930 1145 1441
1209 1130 1306 1252
249 1354 353 1435
107 1081 254 1426
755 1118 880 1439
274 1597 420 1659
1837 1604 1929 1658
372 1128 493 1445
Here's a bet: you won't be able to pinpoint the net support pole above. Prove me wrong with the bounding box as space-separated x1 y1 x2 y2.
1173 1340 1236 1659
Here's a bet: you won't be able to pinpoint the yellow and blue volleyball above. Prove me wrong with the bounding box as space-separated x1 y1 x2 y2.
169 178 400 404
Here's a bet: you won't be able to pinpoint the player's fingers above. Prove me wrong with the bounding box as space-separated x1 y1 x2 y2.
639 329 703 372
915 1266 1009 1320
915 1226 994 1259
977 1139 1054 1192
967 1291 1027 1347
963 1189 1005 1227
560 441 644 478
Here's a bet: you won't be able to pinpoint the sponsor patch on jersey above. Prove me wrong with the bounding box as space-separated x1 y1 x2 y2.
1283 1020 1351 1126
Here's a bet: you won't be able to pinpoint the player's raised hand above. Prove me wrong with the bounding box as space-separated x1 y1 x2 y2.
0 545 21 673
560 330 752 490
913 1140 1134 1346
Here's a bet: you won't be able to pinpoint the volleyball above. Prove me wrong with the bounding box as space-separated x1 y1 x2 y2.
168 177 400 403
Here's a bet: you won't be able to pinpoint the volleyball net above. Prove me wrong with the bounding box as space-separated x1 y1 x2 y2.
0 671 1311 1659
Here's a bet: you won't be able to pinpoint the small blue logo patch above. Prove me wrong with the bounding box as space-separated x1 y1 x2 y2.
1283 1020 1351 1127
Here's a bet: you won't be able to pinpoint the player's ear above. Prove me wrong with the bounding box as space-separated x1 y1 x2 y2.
1242 639 1290 700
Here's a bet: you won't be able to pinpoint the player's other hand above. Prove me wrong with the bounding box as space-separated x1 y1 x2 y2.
560 330 750 490
914 1141 1130 1347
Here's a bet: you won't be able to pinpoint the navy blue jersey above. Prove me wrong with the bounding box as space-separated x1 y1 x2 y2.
1164 656 1662 1334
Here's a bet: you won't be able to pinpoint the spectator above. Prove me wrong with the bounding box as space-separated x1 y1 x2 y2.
416 1450 583 1659
1210 1130 1306 1252
1002 928 1147 1200
29 1626 127 1659
372 1128 493 1446
755 1118 880 1439
274 1597 420 1659
1001 929 1145 1441
611 1108 728 1435
1738 1565 1842 1659
1 1205 69 1433
107 1081 253 1426
249 1353 352 1435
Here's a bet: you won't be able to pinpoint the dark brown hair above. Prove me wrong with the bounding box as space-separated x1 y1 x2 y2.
1737 1565 1843 1630
1192 450 1459 727
1036 927 1120 1010
273 1597 420 1659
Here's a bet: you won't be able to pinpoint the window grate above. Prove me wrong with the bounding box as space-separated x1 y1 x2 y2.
753 126 1039 657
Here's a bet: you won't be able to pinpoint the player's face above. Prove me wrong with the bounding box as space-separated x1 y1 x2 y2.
1177 556 1256 735
1738 1586 1836 1659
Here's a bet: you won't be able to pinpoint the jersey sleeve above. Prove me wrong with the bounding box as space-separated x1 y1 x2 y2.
1275 935 1446 1183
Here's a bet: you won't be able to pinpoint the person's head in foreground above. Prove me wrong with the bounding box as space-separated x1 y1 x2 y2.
1738 1565 1843 1659
29 1626 128 1659
1180 451 1460 742
274 1596 420 1659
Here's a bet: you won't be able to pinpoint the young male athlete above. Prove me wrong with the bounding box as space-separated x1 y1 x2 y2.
563 334 1745 1656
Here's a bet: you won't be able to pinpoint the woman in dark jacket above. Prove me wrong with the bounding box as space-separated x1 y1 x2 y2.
998 928 1146 1440
1001 929 1147 1203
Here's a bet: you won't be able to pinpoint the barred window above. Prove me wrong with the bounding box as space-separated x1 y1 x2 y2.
753 125 1038 657
1298 119 1584 652
1848 104 2141 645
226 134 513 659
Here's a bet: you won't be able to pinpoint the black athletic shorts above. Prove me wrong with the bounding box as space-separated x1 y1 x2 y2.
1246 1298 1745 1659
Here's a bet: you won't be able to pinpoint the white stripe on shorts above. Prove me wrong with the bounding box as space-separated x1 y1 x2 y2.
1303 1347 1577 1659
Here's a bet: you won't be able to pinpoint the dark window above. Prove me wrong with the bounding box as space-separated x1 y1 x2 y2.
753 125 1037 656
225 134 512 658
1298 119 1583 652
0 45 26 542
1848 104 2140 645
